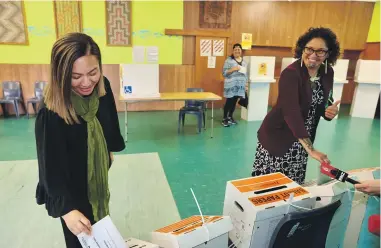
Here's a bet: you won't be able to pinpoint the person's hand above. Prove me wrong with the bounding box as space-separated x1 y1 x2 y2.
309 149 330 163
231 66 240 72
355 180 381 196
325 100 340 119
62 210 92 236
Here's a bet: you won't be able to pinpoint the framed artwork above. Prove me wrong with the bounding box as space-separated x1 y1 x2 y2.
0 1 29 45
199 1 232 29
105 0 132 46
53 0 82 38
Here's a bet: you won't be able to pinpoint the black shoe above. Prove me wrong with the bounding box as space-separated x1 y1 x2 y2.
222 119 230 127
228 117 237 125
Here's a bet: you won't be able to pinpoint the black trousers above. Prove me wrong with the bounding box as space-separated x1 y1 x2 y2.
223 93 248 119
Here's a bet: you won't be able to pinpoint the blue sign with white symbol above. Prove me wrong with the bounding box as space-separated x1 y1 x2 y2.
124 86 132 94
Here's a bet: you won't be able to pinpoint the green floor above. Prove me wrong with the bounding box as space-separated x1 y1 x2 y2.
0 105 380 219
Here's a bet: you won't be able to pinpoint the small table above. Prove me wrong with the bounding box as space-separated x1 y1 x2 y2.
119 92 222 142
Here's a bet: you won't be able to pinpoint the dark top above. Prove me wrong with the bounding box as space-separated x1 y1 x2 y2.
35 76 125 219
258 59 334 157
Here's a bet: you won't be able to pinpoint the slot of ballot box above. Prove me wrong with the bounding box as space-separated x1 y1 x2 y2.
254 185 288 195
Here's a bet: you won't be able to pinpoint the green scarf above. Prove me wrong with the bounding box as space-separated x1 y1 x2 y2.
71 90 110 222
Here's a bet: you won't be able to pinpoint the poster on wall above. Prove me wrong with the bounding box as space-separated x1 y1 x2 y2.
147 46 159 63
132 46 145 63
200 39 212 56
213 40 224 56
242 33 252 50
207 56 216 68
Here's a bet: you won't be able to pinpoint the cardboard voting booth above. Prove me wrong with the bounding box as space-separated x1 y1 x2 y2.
126 237 159 248
151 215 233 248
351 59 381 118
242 56 276 121
303 179 353 248
223 173 315 248
331 59 350 118
343 167 380 248
120 64 160 99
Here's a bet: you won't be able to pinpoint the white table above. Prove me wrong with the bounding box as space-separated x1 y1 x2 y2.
119 92 222 142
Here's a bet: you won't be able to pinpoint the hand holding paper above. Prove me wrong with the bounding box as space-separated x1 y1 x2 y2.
77 216 126 248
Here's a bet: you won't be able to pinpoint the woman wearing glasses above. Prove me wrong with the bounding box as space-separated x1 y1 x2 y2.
252 27 341 184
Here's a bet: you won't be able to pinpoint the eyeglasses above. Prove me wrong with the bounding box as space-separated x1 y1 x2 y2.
303 47 329 57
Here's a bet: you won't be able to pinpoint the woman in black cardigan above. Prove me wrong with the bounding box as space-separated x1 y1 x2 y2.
35 33 125 248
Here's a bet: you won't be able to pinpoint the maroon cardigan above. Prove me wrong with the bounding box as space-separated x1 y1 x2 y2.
257 59 334 157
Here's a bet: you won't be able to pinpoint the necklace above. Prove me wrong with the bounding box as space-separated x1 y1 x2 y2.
308 72 319 90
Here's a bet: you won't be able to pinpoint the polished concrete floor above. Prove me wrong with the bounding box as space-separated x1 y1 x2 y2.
0 106 379 247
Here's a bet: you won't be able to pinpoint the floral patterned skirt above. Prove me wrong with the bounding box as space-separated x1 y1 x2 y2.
252 141 309 185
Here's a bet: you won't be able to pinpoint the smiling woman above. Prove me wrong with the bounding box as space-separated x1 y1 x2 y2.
251 27 341 185
35 32 125 248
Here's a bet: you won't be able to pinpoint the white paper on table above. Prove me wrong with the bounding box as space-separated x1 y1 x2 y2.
200 39 212 56
77 216 125 248
147 46 159 63
238 66 247 75
133 46 145 63
207 56 216 68
213 40 224 56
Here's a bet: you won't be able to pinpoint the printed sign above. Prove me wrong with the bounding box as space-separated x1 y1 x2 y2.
200 39 212 56
124 86 132 94
242 33 252 50
258 62 268 76
249 187 309 206
213 40 224 56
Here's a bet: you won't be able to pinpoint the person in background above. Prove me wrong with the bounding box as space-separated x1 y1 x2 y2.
355 180 381 196
222 43 248 127
252 27 341 184
35 33 125 248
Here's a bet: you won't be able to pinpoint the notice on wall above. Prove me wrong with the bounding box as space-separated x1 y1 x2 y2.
213 40 224 56
200 39 212 56
207 56 216 68
147 46 159 63
242 33 252 50
133 46 145 63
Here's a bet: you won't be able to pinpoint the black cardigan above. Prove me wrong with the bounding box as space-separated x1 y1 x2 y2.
35 76 125 219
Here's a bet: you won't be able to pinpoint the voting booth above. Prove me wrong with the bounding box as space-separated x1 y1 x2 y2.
120 64 160 99
151 215 233 248
223 173 321 248
350 59 381 118
242 56 276 121
303 179 353 248
342 167 380 248
331 59 350 118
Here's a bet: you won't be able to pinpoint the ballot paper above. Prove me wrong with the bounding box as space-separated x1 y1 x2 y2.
239 66 247 75
77 216 125 248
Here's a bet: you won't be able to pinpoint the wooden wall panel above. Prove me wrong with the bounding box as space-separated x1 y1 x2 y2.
195 37 227 108
361 42 381 60
0 64 195 116
183 1 375 108
184 1 374 56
